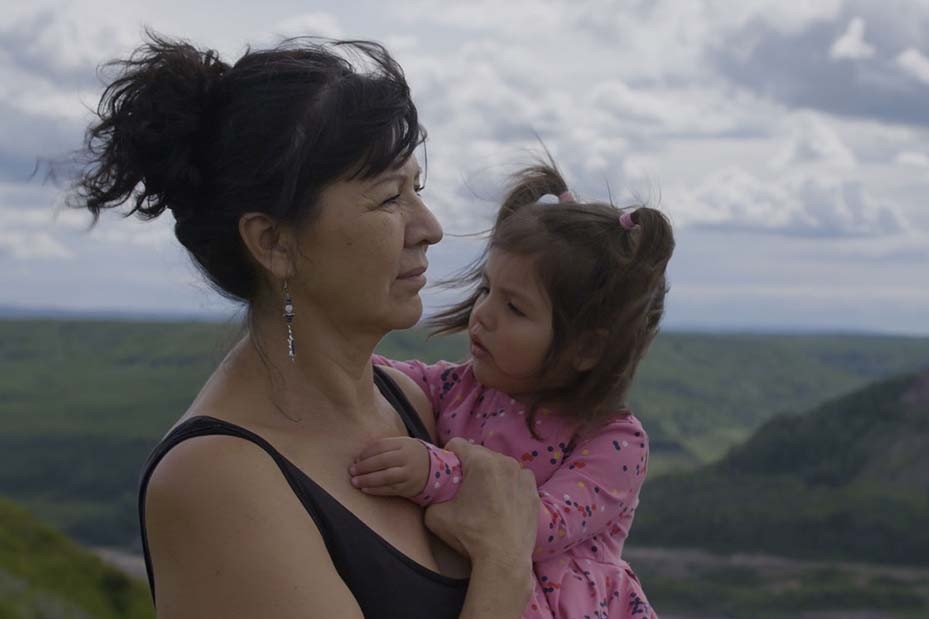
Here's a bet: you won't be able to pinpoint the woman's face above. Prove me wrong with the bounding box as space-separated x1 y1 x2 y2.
292 156 442 334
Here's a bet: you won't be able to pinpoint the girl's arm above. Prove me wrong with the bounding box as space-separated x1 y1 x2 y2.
532 418 650 560
372 354 462 418
352 416 650 553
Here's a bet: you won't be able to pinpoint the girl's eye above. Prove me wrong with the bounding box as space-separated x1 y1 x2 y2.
476 285 489 296
414 184 425 194
507 302 525 317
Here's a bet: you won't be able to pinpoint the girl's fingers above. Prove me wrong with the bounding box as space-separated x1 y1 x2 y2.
355 437 406 462
359 485 408 496
351 467 409 489
350 450 407 476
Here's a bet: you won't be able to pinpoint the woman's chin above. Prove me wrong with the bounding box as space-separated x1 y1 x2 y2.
387 296 424 330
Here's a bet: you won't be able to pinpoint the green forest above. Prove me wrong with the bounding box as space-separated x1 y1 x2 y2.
0 497 152 619
634 371 929 565
1 318 928 617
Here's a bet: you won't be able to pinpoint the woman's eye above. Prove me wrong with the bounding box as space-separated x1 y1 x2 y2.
476 285 489 296
381 193 402 206
414 184 425 194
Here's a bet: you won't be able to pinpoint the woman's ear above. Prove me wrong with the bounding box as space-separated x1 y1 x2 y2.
572 329 608 372
238 212 296 281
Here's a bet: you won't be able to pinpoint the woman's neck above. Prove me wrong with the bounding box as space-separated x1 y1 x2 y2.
220 307 387 427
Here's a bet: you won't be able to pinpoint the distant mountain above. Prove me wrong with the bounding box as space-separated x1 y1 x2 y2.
0 304 230 322
0 318 927 552
633 370 929 566
0 497 152 618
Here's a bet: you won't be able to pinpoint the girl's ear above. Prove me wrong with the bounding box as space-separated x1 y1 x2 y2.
572 329 608 372
238 212 297 281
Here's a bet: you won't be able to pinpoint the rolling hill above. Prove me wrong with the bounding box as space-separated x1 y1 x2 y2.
0 497 153 619
0 318 927 551
632 369 929 566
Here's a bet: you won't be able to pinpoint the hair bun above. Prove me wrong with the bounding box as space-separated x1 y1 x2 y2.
78 31 229 221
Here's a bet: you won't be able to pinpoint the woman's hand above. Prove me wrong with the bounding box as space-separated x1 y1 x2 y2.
423 438 539 570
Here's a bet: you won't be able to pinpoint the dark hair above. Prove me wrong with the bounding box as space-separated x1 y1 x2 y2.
71 31 424 304
429 158 674 434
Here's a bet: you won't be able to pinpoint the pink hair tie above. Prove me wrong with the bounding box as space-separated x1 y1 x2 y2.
619 211 639 230
557 191 575 203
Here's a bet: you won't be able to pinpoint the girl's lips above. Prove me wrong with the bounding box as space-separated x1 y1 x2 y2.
470 337 490 359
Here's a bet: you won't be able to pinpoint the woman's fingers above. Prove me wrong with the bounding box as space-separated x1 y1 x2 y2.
424 440 539 565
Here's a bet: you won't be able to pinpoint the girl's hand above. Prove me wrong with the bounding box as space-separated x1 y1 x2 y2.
349 437 430 497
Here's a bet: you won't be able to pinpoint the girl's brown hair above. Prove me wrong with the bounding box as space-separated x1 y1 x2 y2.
429 158 674 434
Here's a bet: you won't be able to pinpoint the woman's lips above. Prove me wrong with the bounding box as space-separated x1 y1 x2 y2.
397 274 427 286
398 265 427 279
397 265 427 286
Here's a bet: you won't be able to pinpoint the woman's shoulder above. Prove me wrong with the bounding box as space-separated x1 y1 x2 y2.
145 430 291 526
144 432 365 617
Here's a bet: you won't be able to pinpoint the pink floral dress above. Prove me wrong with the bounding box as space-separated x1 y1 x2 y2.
373 355 658 619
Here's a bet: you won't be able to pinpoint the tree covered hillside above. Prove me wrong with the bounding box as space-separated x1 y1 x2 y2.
0 497 153 619
1 318 927 551
633 370 929 566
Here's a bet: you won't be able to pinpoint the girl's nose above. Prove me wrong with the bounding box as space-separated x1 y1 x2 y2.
471 295 494 332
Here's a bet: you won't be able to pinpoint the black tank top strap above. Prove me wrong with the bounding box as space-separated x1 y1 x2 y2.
138 366 466 618
372 363 432 441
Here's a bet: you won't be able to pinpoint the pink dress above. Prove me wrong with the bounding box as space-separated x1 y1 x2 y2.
373 356 658 619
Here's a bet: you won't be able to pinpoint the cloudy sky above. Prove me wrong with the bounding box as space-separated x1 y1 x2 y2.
2 0 928 334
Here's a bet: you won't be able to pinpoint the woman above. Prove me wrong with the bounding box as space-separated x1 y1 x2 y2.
72 33 539 618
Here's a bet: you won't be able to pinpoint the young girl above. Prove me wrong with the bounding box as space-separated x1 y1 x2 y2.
350 161 673 619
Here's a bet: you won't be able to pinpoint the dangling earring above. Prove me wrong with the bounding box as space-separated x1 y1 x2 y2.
282 280 296 362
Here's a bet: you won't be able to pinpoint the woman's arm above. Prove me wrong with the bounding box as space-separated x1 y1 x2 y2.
144 435 365 619
425 438 539 619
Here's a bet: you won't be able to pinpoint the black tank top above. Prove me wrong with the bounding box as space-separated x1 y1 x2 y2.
138 365 469 618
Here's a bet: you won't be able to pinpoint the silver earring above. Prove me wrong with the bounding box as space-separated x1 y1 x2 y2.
283 280 296 362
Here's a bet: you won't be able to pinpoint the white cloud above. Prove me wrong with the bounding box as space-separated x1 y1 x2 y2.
829 17 876 60
0 0 926 333
84 213 176 249
676 167 907 238
724 0 844 35
896 48 929 84
895 151 929 167
0 205 73 259
0 229 71 259
0 4 138 79
400 0 569 36
772 113 857 169
271 12 343 40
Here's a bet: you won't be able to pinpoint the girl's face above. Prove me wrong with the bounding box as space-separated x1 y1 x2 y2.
468 249 567 396
292 156 443 334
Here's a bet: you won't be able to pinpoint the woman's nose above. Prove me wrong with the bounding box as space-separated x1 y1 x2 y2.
407 196 443 248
